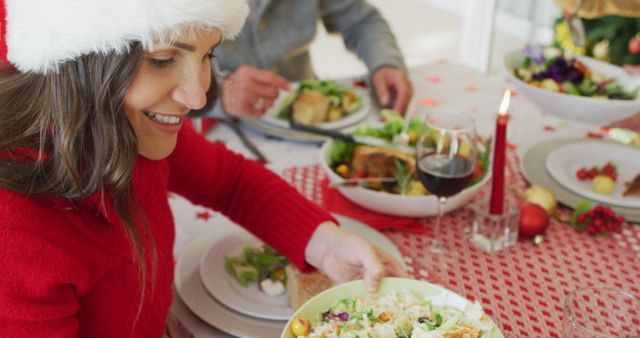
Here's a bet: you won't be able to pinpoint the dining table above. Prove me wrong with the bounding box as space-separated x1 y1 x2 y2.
169 60 640 338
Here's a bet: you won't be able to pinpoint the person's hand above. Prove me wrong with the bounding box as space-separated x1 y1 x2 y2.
221 65 289 116
608 113 640 133
305 221 408 292
371 66 413 114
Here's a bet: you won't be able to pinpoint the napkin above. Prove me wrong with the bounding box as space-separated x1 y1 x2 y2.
320 178 429 234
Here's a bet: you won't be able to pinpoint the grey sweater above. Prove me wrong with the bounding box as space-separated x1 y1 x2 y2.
207 0 405 116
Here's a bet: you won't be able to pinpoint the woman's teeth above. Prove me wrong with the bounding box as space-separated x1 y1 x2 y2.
144 111 182 125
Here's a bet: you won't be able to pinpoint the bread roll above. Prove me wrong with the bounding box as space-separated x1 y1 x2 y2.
285 265 334 310
292 90 330 125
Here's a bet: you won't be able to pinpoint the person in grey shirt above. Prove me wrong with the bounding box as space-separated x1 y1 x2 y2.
214 0 413 117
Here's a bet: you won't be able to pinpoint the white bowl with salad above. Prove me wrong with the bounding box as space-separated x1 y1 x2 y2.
505 46 640 125
319 111 491 218
281 277 503 338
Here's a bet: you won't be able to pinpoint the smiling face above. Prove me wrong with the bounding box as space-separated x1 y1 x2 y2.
124 26 222 160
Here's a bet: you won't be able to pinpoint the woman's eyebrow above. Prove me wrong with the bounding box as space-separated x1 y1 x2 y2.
172 42 196 52
170 40 221 52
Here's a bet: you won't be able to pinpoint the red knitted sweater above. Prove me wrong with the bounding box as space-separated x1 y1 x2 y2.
0 125 332 337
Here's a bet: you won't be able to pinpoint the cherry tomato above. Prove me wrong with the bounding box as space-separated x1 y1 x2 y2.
290 317 311 336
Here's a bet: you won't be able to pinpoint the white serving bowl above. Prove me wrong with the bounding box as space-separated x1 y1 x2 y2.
320 140 491 218
504 49 640 125
280 278 503 338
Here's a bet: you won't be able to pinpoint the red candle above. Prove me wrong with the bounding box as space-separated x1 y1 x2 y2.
490 90 511 215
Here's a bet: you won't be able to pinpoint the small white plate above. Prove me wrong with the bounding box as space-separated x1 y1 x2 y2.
261 83 371 130
545 140 640 208
198 216 406 321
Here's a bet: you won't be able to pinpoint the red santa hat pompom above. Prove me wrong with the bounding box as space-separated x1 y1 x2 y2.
0 0 249 74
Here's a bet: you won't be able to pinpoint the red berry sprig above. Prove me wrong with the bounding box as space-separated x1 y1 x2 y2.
574 205 625 236
576 162 617 182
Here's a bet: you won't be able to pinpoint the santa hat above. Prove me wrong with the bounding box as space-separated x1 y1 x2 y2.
0 0 249 74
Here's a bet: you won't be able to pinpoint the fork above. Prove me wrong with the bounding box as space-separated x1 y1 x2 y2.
392 98 416 145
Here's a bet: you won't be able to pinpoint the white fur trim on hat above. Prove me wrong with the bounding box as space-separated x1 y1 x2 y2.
4 0 249 74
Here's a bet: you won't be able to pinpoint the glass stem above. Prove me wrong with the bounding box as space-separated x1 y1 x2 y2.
431 196 447 251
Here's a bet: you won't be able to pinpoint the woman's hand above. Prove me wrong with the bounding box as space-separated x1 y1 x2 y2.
304 221 408 292
221 65 289 116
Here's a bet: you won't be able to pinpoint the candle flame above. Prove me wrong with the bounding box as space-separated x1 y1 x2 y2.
499 89 511 116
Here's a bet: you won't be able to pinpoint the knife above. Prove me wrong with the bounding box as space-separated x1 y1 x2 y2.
289 121 416 154
221 118 269 163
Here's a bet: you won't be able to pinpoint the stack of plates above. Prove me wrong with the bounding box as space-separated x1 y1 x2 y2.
238 80 374 142
521 138 640 222
173 215 406 337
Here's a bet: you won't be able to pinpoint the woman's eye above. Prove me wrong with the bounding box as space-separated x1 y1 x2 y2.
149 58 174 67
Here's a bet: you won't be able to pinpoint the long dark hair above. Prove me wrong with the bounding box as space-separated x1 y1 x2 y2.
0 42 153 316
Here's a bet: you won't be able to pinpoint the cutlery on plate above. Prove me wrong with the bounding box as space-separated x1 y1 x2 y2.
329 177 398 187
221 118 269 163
288 121 416 154
392 99 416 145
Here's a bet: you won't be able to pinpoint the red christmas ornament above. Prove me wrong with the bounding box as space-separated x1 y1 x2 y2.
629 36 640 55
519 202 550 238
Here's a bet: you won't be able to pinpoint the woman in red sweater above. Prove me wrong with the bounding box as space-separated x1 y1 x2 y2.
0 0 404 337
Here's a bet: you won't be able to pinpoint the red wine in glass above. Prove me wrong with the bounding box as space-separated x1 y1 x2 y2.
417 153 474 197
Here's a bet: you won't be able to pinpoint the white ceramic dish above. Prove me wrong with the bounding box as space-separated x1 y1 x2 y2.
261 82 371 130
280 278 503 338
520 138 640 222
545 140 640 208
319 139 491 218
176 215 406 337
504 49 640 125
198 216 406 321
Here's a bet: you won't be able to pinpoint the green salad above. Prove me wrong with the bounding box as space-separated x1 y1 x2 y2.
329 110 490 195
225 244 290 287
295 289 496 338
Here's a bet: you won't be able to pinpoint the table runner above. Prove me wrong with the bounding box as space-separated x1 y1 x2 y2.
282 149 640 338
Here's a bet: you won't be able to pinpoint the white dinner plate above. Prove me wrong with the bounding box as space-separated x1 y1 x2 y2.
545 140 640 208
198 215 407 321
175 215 406 337
520 138 640 222
261 83 371 130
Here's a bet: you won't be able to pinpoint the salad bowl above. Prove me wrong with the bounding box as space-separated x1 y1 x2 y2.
280 277 503 338
319 134 491 218
504 47 640 125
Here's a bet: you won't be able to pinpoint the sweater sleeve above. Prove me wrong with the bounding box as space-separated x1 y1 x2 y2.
167 124 334 270
319 0 406 73
0 229 81 338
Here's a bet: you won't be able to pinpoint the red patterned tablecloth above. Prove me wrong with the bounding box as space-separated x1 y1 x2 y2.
282 150 640 338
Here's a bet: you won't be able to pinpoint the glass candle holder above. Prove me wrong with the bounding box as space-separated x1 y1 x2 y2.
562 287 640 338
468 200 519 253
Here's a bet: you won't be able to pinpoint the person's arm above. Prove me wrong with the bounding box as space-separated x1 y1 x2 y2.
167 124 332 270
319 0 413 113
0 229 80 337
320 0 405 73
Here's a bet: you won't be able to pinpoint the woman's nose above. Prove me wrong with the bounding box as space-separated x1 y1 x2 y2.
172 66 210 110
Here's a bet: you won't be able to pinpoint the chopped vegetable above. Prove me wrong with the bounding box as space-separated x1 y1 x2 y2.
290 317 311 336
300 289 496 337
225 244 290 293
515 46 638 100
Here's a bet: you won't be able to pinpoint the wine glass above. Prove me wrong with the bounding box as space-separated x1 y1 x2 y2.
416 110 477 254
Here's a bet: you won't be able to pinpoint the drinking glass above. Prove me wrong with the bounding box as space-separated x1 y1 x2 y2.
416 110 477 254
562 287 640 338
